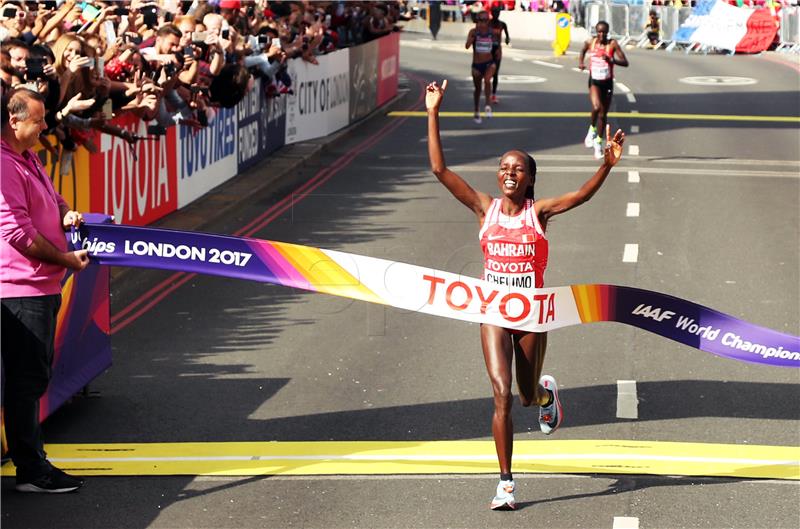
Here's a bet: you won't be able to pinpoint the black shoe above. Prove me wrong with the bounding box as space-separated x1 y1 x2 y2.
16 467 84 493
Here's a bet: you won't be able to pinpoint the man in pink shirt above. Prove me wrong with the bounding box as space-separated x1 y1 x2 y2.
1 87 89 493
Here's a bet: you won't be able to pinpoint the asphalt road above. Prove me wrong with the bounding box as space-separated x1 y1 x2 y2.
2 33 799 529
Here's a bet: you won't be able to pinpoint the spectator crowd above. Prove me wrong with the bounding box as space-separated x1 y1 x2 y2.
0 0 401 160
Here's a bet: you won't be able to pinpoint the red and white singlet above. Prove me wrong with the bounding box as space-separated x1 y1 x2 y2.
588 38 614 81
479 198 548 289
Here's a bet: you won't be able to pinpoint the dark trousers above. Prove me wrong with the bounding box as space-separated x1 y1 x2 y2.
1 294 61 479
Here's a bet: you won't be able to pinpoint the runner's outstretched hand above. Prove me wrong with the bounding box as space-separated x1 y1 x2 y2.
425 80 448 112
604 125 625 166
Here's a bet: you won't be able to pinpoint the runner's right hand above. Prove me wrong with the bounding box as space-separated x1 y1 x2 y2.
425 80 448 111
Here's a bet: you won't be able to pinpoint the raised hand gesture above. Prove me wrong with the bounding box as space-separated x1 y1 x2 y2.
604 125 625 166
425 79 448 112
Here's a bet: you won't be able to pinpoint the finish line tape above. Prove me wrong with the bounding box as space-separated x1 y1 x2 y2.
74 223 799 368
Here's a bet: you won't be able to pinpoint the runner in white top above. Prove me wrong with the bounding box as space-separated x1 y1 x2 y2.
426 79 625 511
579 21 629 159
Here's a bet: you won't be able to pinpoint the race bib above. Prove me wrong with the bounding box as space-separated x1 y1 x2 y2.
591 61 610 81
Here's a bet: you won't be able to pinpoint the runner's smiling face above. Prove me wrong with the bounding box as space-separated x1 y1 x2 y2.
497 151 531 198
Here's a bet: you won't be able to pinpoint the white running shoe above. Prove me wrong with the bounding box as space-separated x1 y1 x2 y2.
490 479 516 510
538 375 563 435
584 126 597 148
485 104 492 118
593 139 604 160
474 112 482 124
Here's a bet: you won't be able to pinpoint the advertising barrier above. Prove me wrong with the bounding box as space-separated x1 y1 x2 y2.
177 106 238 208
285 51 350 144
91 113 178 225
349 38 380 123
377 33 400 107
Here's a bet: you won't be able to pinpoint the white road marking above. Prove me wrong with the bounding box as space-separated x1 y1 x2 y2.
616 380 639 419
513 57 522 62
533 60 563 69
626 92 637 103
631 125 640 133
572 67 589 74
613 517 640 529
628 170 640 183
680 76 757 86
615 82 631 93
623 244 639 263
626 202 640 217
629 145 640 156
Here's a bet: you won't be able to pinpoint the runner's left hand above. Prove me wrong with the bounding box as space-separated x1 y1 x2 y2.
604 125 625 166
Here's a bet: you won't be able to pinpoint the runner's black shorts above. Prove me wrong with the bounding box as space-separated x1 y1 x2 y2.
588 78 614 97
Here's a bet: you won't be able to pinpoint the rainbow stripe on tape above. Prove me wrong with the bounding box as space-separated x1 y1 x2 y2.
75 223 799 368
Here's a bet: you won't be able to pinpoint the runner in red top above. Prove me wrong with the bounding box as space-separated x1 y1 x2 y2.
480 197 548 290
426 79 625 511
579 21 629 159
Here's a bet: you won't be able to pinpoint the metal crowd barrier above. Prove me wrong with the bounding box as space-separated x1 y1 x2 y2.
777 6 800 53
583 1 799 54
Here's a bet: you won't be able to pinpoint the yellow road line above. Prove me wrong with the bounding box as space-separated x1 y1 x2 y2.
388 111 800 123
2 440 797 479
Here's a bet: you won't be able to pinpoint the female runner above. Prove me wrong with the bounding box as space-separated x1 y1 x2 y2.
465 11 495 124
426 79 625 510
579 21 629 159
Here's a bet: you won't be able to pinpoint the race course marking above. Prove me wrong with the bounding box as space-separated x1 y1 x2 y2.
623 244 639 263
616 380 639 419
388 111 800 123
613 517 640 529
2 440 797 480
679 76 757 86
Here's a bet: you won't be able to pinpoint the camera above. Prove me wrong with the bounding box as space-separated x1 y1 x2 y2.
183 45 193 57
192 30 207 43
25 58 46 80
124 33 143 45
115 6 129 16
142 5 158 28
221 29 229 40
